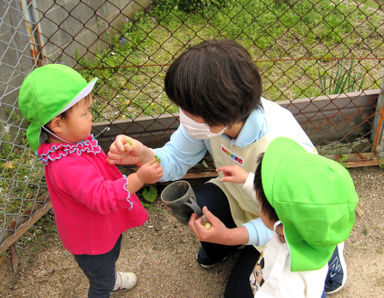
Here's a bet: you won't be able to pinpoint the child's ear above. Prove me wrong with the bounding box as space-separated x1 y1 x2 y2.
274 222 284 235
47 116 63 133
274 223 286 243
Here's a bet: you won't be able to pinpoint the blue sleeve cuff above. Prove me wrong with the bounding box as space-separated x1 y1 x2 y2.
153 126 207 181
122 175 133 210
243 218 273 246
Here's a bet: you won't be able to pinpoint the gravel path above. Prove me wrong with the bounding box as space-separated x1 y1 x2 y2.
0 166 383 297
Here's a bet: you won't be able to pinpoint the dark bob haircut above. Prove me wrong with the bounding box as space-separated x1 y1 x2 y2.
165 39 262 126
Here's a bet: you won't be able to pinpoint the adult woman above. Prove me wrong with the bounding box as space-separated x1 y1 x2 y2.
108 39 346 297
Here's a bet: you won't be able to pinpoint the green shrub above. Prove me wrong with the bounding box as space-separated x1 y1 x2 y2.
318 59 365 95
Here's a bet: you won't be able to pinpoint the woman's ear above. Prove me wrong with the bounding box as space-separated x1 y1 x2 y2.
47 116 63 133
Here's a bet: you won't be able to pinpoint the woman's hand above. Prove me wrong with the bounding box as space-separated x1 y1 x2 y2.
216 164 249 184
107 135 153 166
188 206 249 246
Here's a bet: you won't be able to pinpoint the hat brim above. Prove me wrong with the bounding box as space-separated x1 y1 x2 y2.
284 223 336 271
56 77 98 116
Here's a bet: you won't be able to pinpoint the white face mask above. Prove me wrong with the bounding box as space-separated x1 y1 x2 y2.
179 109 227 140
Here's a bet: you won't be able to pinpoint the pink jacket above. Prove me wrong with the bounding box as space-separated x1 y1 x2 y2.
37 135 148 255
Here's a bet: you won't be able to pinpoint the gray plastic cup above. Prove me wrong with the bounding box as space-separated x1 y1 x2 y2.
160 180 202 225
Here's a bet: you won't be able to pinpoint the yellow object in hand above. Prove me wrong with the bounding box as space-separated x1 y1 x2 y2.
201 215 211 229
203 222 211 229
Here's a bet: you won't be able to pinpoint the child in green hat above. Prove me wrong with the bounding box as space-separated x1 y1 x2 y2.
18 64 163 297
217 137 358 297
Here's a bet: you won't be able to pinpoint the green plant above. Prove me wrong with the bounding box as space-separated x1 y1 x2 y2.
379 158 384 168
152 0 224 15
318 58 365 95
153 155 161 164
138 185 158 207
74 0 381 119
338 154 349 168
0 127 46 223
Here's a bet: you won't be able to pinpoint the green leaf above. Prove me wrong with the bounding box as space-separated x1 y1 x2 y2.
318 57 365 95
142 185 158 203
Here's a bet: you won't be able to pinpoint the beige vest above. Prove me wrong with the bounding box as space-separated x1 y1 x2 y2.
209 134 271 227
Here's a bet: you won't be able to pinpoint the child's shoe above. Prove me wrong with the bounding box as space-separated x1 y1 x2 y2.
325 242 347 294
112 271 137 292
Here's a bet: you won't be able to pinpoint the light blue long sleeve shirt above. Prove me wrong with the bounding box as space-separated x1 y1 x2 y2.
153 98 315 246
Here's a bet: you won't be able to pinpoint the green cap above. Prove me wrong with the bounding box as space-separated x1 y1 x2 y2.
261 137 358 271
18 64 97 152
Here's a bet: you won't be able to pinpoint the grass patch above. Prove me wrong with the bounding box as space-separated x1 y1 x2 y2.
76 0 384 121
0 116 47 239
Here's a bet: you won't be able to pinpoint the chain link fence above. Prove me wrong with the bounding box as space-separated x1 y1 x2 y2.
1 0 384 252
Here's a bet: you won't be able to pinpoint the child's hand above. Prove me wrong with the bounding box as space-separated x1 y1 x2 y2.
107 135 148 166
136 158 163 185
216 164 248 184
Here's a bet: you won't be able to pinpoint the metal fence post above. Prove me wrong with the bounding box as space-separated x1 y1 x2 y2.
371 73 384 153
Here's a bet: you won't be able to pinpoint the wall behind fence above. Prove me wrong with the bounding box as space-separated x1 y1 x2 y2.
1 0 384 252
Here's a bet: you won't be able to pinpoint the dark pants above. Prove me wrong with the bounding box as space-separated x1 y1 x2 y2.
196 183 259 298
74 235 122 298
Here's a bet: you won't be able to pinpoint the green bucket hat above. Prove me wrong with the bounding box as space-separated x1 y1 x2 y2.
261 137 358 272
18 64 97 152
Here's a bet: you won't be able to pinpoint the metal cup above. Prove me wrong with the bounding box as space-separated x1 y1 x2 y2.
160 180 202 225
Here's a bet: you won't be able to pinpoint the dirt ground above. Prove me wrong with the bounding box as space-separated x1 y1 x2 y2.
0 166 383 297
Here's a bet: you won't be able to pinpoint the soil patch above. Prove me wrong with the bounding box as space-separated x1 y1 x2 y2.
0 166 383 297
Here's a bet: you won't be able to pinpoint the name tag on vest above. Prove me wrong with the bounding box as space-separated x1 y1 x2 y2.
221 144 244 166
